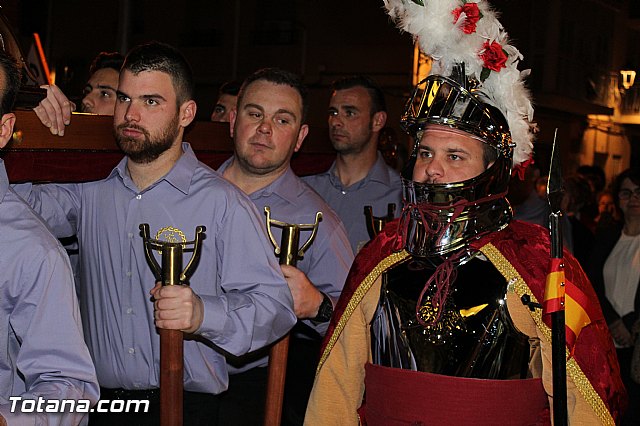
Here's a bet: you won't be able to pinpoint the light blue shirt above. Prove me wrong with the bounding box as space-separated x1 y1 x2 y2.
0 160 99 425
220 159 353 329
218 159 353 370
15 144 296 394
303 152 403 252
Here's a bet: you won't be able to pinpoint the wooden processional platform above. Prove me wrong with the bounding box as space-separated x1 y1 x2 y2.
4 110 336 183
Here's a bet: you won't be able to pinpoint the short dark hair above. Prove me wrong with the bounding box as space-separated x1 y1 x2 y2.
331 75 387 114
238 68 308 122
219 80 241 97
122 41 194 105
0 51 20 116
89 51 124 76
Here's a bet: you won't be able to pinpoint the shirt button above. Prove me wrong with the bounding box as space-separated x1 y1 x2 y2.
136 194 142 200
126 308 133 314
128 232 134 239
341 190 347 195
128 348 135 354
126 271 132 277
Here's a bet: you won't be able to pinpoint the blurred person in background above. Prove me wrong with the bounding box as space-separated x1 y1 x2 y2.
33 51 124 136
562 174 595 267
595 190 622 229
303 75 402 253
587 168 640 426
577 164 606 232
211 80 240 123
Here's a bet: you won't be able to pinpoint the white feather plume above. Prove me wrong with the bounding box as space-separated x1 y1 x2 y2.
383 0 535 166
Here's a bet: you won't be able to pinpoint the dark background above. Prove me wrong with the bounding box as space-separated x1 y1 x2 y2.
3 0 640 177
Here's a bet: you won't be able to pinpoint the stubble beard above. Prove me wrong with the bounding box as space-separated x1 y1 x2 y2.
115 113 180 164
235 143 290 177
332 134 372 157
331 121 374 156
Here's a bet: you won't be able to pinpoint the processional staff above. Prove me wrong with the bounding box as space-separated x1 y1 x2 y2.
262 206 322 426
544 129 568 426
364 203 396 240
139 224 206 426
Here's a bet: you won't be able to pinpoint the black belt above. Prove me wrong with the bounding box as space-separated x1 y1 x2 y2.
100 387 160 401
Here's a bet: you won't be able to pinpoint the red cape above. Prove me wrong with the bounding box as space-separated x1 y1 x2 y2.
322 219 627 424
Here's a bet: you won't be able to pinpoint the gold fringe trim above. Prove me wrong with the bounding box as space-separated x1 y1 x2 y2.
480 243 614 426
316 250 410 373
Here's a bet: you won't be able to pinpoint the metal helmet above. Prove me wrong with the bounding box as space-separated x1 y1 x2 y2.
399 64 514 257
384 0 536 258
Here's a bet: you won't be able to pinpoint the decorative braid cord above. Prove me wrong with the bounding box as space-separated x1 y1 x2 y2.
316 250 410 373
480 243 614 426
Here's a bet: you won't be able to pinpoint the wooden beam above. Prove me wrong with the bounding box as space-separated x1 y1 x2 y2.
4 110 335 182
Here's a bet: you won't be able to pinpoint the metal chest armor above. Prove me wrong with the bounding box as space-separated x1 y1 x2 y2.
370 255 530 379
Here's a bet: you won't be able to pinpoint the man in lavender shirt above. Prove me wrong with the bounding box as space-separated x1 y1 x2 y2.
0 51 99 425
303 76 403 253
218 68 353 425
16 42 296 425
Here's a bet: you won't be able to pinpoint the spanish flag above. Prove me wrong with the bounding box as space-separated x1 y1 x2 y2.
543 258 593 354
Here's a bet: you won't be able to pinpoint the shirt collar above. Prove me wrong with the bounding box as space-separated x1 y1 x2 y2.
217 156 233 176
108 142 198 195
218 156 301 206
251 166 301 205
367 152 397 185
328 151 396 190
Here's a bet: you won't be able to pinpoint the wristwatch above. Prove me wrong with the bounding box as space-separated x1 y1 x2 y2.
312 293 333 323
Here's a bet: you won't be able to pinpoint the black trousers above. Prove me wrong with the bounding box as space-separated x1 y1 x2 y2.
281 337 321 426
89 387 220 426
218 366 268 426
217 335 321 426
617 347 640 426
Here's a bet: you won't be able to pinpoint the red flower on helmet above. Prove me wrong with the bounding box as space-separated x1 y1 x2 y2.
480 40 508 72
452 2 481 34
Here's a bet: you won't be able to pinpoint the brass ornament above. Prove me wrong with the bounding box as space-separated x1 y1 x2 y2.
415 290 465 345
155 226 187 244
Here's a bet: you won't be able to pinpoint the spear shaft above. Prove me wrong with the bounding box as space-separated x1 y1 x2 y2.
547 129 568 426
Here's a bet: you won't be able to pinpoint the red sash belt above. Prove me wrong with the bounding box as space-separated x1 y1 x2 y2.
359 363 550 426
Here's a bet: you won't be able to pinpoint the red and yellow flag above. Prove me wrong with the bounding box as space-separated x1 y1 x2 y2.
543 258 593 354
543 258 565 314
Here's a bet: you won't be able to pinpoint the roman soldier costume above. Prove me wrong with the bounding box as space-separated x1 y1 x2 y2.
304 1 626 424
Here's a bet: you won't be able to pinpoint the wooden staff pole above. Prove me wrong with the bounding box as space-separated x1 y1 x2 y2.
263 225 299 426
160 244 184 426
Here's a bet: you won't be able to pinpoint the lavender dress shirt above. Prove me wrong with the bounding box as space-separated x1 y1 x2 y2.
0 160 99 425
219 159 353 330
15 144 296 394
302 152 403 253
218 160 353 372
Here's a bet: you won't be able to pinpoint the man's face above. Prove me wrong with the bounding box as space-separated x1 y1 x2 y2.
81 68 119 115
210 94 237 122
328 86 382 155
113 69 182 164
412 126 488 184
230 80 308 176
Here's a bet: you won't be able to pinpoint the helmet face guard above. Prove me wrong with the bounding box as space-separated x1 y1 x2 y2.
400 157 513 257
398 71 514 257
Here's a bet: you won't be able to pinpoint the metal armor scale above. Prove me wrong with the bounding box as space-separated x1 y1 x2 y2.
371 255 530 379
